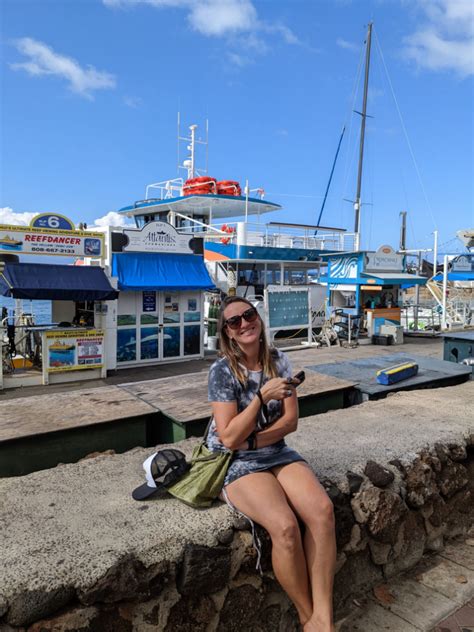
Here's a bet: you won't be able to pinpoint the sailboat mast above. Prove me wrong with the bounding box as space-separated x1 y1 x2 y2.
354 21 373 249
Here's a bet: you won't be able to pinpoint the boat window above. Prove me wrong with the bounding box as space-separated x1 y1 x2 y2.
237 263 265 287
176 214 206 233
266 263 281 285
284 268 308 285
136 214 156 227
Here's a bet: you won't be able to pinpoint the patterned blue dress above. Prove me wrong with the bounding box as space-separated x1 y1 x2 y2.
207 349 306 487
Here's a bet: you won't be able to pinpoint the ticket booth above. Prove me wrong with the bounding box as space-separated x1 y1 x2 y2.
103 221 215 369
322 245 427 342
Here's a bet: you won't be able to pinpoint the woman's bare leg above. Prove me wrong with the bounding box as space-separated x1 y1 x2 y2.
225 471 313 625
273 462 336 632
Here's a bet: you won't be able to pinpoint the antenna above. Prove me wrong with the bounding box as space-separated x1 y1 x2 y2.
177 116 209 180
205 119 209 175
177 111 181 176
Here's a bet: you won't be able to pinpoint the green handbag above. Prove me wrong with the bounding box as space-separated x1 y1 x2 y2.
166 421 233 508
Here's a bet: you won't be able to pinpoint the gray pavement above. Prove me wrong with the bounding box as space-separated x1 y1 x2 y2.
336 538 474 631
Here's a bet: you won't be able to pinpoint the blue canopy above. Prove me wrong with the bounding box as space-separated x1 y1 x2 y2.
112 252 215 291
0 262 118 301
433 272 474 282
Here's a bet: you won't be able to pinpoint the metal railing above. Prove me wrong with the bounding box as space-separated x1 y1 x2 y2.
177 220 356 252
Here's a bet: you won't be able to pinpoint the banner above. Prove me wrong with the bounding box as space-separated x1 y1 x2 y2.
0 224 104 257
45 329 104 372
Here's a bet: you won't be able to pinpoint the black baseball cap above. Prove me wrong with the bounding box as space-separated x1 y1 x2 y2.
132 449 189 501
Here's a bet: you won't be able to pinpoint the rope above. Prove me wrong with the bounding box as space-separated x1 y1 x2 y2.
373 27 438 231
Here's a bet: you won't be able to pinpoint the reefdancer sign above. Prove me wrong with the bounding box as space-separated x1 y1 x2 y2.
0 215 104 258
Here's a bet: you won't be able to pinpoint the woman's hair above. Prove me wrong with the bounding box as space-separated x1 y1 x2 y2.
217 295 278 384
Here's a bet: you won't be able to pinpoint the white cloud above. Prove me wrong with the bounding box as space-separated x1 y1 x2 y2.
188 0 257 37
93 211 133 227
0 207 132 229
336 37 360 52
0 207 37 226
10 38 116 98
403 0 474 77
103 0 302 65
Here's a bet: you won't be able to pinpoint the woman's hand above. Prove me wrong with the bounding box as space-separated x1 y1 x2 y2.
260 377 295 403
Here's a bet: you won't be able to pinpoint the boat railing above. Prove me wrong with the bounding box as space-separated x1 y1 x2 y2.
202 222 356 252
175 219 356 252
144 178 184 201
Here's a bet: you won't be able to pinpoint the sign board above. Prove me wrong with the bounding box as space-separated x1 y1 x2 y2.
0 224 104 257
31 213 75 231
265 288 310 329
329 254 359 279
142 291 156 312
45 329 104 373
451 254 474 273
366 245 403 272
121 221 194 254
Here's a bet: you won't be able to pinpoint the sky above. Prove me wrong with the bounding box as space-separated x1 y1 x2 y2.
1 0 473 258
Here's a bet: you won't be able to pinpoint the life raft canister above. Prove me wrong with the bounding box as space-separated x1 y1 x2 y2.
183 176 217 196
216 180 241 196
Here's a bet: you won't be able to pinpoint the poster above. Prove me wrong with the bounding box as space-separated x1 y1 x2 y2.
142 291 156 312
117 329 137 362
45 330 104 372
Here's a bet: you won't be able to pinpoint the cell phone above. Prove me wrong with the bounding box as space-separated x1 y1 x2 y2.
291 370 306 386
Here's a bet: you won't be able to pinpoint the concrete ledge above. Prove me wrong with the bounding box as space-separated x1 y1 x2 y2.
0 382 473 630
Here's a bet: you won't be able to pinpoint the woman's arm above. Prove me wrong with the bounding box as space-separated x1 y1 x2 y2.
212 397 261 450
212 377 296 450
252 392 299 448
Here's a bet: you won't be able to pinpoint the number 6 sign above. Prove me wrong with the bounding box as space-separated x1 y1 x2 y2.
31 213 75 231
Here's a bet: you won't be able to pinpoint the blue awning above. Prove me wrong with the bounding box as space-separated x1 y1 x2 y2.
433 272 474 282
0 262 118 301
360 272 427 286
111 252 215 291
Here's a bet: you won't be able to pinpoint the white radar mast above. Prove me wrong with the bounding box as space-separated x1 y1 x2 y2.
177 113 209 180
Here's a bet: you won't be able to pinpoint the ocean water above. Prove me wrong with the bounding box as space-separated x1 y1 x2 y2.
0 297 52 324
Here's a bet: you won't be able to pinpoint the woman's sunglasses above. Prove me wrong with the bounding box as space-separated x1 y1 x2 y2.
224 306 259 330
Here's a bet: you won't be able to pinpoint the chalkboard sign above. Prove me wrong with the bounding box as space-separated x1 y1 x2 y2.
266 289 310 329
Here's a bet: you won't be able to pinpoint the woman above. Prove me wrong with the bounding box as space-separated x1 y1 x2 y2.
207 296 337 632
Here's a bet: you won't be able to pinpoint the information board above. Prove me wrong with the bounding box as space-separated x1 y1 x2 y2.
44 329 104 372
266 289 310 329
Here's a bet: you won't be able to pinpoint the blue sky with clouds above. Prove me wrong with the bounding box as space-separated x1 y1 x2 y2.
1 0 473 256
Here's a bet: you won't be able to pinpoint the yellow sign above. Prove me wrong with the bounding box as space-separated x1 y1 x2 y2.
45 329 104 372
0 224 104 258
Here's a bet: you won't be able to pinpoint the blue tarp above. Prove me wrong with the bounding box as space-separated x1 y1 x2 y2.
112 252 215 291
0 262 118 301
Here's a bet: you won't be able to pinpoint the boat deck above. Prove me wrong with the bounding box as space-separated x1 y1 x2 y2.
309 352 472 400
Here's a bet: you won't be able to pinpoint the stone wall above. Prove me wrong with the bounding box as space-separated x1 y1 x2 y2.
1 383 473 631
